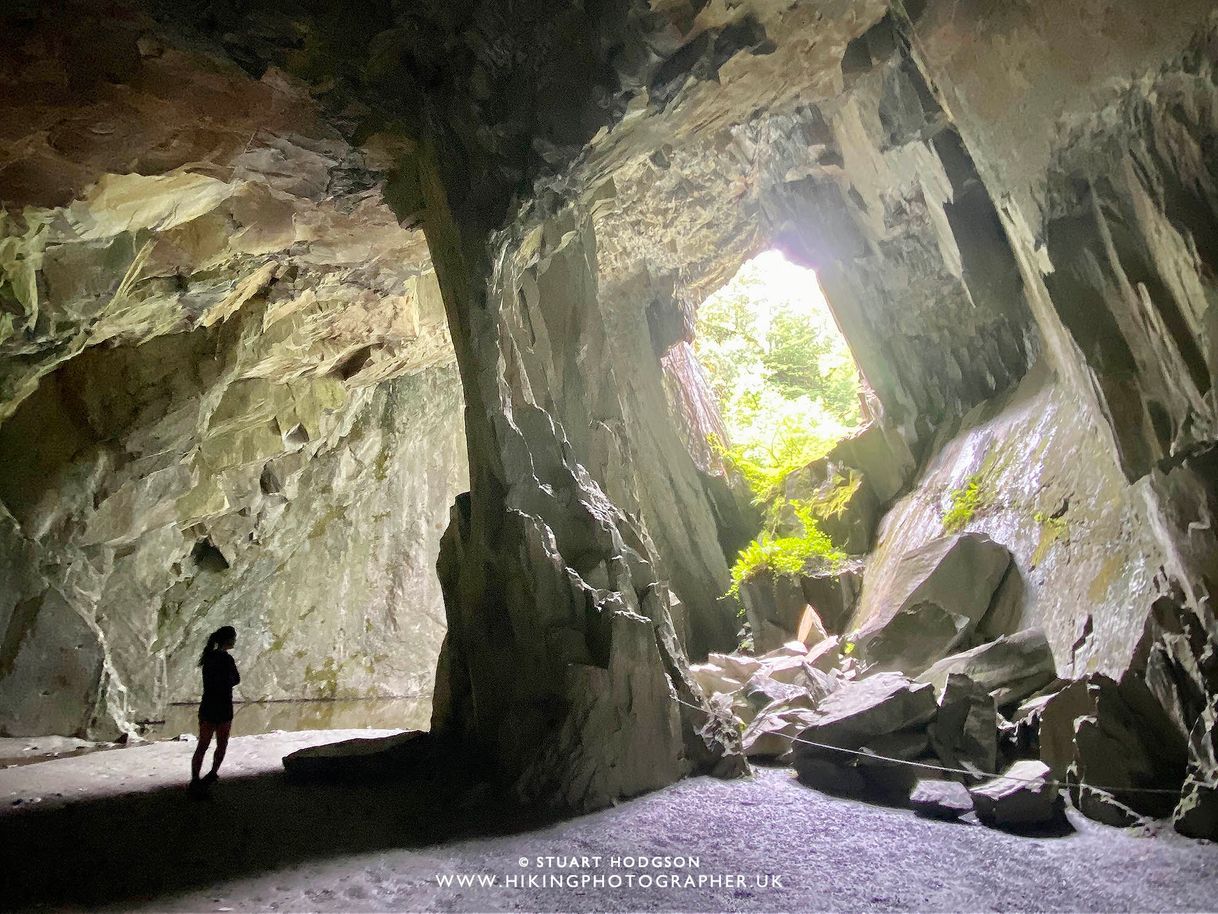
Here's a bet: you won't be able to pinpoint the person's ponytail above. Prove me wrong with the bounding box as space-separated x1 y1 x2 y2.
198 625 236 667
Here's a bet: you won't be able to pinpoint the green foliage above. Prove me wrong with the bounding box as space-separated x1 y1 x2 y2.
710 433 837 505
695 251 862 497
803 469 863 525
727 501 845 597
696 252 862 609
942 474 988 533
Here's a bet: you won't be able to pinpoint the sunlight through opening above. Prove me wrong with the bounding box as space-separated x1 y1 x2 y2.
694 249 863 498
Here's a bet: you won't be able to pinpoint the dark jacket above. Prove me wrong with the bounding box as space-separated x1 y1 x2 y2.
199 651 240 724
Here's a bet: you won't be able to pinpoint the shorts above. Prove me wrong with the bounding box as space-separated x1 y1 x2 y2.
198 698 234 725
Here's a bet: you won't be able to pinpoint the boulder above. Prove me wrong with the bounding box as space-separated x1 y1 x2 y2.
740 573 818 654
794 667 935 755
742 697 821 759
764 659 832 695
929 673 998 776
800 562 863 636
854 534 1012 676
740 663 828 725
792 673 938 801
793 757 868 796
760 640 816 661
690 644 835 731
806 636 844 672
795 606 831 649
1067 674 1188 820
863 602 976 678
855 728 931 765
917 628 1058 709
910 778 975 820
689 652 762 696
1075 787 1148 829
1037 680 1092 777
969 760 1064 830
1173 696 1218 840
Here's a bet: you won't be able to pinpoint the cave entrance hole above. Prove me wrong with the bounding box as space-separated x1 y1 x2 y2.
688 248 867 604
693 249 865 491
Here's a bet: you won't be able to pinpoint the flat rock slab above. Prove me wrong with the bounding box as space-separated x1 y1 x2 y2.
0 729 404 811
918 629 1057 709
910 778 975 820
970 759 1065 830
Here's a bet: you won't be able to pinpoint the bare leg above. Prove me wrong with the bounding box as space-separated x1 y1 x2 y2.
209 722 231 777
192 721 215 781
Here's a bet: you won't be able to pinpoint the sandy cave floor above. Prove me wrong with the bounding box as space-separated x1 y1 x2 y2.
2 729 1216 913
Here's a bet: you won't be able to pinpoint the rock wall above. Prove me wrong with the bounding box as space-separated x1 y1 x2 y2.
0 23 466 739
418 0 1218 818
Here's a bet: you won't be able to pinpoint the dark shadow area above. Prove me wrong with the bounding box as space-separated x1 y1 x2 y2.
0 765 559 912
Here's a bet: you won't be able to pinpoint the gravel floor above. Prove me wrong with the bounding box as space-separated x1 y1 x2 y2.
2 731 1215 913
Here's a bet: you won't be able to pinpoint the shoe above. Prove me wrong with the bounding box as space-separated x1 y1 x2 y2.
201 772 219 786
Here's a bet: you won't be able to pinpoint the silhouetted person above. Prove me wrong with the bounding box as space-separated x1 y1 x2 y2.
191 625 239 792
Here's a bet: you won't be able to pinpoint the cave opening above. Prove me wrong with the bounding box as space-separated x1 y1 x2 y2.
694 249 864 488
688 249 868 634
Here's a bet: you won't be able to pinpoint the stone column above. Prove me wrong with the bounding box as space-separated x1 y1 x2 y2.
415 141 745 811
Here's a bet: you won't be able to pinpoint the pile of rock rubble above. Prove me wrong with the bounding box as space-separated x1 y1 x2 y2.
693 532 1210 835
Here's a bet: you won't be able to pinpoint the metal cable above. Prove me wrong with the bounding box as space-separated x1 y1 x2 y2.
672 694 1185 796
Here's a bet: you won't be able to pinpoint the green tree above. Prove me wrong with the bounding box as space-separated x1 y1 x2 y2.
694 251 865 600
761 308 833 399
694 251 862 481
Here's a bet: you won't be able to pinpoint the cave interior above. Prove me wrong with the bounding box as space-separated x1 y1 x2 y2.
2 0 1218 909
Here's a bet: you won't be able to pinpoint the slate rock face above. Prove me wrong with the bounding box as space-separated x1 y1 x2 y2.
853 534 1012 676
1174 697 1218 839
4 0 1218 826
0 42 468 738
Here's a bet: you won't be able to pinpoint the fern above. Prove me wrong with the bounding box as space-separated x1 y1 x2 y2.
710 432 835 505
727 500 844 597
942 474 987 532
